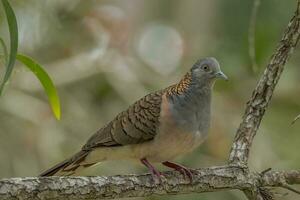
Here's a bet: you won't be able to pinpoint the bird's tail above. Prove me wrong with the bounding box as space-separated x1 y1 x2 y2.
39 150 93 176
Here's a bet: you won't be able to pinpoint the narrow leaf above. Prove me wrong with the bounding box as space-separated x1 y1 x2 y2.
17 54 61 120
0 37 8 64
0 0 18 95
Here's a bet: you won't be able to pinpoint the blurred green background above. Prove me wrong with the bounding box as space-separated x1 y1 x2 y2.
0 0 300 199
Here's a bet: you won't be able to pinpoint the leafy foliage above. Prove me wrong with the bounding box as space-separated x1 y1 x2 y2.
16 54 61 120
0 0 61 120
0 0 18 95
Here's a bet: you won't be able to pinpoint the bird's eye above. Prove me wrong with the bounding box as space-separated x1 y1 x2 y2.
202 64 210 72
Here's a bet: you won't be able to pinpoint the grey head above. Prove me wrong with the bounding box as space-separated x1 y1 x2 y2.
190 57 228 87
168 57 227 134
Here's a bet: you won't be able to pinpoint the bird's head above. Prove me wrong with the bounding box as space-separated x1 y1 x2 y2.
190 57 228 86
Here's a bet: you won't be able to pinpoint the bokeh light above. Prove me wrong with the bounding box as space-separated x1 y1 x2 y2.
137 23 184 75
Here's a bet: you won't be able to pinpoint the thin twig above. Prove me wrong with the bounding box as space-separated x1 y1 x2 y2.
261 168 272 175
291 114 300 124
280 184 300 195
248 0 261 73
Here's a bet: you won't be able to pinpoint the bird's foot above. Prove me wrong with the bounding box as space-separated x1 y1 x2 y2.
162 161 194 183
141 158 163 184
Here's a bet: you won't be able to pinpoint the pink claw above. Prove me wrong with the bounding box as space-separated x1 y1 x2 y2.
162 161 194 183
141 158 162 183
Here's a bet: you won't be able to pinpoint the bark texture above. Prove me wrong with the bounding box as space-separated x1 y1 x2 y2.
229 0 300 166
1 1 300 200
0 167 299 200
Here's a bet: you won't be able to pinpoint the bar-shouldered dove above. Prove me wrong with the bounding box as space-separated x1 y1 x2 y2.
40 57 227 182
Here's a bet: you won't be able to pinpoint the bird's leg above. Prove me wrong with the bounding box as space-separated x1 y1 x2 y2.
140 158 162 183
162 161 194 182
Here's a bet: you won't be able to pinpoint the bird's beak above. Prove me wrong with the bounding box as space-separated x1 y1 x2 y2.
215 71 228 81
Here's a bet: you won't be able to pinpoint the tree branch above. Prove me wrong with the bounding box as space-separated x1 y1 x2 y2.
0 167 299 200
1 1 300 200
229 0 300 166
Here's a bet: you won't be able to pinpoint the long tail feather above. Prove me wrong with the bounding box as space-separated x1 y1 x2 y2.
39 150 90 176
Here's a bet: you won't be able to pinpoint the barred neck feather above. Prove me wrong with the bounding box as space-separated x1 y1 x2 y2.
166 72 192 96
166 71 212 98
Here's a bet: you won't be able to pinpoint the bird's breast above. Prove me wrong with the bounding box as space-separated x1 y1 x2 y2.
129 93 209 162
139 125 206 162
158 128 206 152
142 94 207 161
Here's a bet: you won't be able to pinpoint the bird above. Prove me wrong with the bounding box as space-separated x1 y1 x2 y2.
40 57 228 182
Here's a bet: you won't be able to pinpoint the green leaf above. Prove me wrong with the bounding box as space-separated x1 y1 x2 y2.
0 37 8 64
0 0 18 95
17 54 61 120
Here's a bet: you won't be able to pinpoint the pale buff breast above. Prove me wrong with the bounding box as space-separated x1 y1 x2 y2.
134 129 206 163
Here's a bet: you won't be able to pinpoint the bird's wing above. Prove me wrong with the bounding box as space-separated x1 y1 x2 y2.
82 91 163 150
